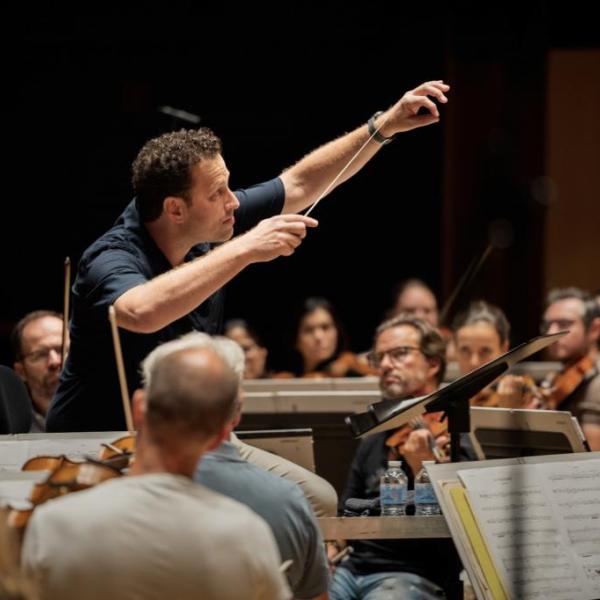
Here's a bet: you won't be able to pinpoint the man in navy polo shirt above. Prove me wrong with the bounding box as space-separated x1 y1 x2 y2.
47 80 450 433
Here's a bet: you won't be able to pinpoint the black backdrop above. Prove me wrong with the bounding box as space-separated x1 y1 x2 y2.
3 4 597 368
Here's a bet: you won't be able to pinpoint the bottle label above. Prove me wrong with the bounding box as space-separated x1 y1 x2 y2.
415 483 437 504
380 483 406 505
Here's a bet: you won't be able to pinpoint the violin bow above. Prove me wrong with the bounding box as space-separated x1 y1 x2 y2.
108 306 135 433
438 243 493 327
61 256 71 370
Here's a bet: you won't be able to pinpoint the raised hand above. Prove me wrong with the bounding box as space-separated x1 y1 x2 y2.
377 80 450 135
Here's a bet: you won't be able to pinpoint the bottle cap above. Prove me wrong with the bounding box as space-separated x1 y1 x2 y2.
388 460 402 467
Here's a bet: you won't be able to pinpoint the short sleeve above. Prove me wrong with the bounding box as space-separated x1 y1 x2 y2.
233 177 285 235
77 246 149 309
288 488 329 599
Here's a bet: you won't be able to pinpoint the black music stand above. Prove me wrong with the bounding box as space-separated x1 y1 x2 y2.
345 332 566 462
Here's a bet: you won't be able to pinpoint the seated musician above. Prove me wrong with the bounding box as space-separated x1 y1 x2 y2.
224 319 270 379
141 334 337 519
329 316 461 600
22 344 290 600
11 311 68 432
453 300 541 408
145 332 328 599
276 297 376 378
386 278 439 327
541 287 600 450
386 278 455 360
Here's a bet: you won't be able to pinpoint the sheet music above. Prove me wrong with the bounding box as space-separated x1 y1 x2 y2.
458 462 598 600
536 459 600 598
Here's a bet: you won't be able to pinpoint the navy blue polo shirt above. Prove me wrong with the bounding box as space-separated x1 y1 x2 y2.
47 178 285 432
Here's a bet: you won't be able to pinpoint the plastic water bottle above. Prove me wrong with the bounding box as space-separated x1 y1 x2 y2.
414 461 441 516
380 460 407 516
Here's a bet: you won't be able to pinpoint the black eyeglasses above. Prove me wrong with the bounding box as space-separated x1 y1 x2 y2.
539 319 576 334
22 345 63 363
367 345 423 368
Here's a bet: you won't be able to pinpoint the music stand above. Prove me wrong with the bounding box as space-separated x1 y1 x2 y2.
345 332 566 462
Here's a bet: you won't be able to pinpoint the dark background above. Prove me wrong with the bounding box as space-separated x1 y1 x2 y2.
3 3 598 368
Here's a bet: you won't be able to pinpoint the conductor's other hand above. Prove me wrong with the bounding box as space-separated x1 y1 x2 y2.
240 214 318 263
378 81 450 136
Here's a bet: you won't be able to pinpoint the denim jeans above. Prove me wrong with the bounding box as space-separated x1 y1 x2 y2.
330 566 446 600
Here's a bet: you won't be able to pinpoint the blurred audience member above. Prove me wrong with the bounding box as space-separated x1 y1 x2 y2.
541 287 600 449
277 297 375 378
453 301 540 408
225 319 269 379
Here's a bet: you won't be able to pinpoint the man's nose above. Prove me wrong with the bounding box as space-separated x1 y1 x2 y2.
226 190 240 211
379 352 394 370
47 349 62 367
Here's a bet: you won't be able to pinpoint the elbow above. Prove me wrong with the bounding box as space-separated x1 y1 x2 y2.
113 302 164 334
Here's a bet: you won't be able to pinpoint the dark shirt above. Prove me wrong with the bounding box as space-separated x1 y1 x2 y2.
0 365 32 434
339 430 462 591
557 358 600 426
47 179 284 432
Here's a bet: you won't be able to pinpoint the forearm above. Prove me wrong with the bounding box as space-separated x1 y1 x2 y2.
280 123 381 214
280 81 448 214
114 238 252 333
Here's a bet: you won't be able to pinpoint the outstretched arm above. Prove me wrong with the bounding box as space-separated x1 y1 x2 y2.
280 81 450 214
114 214 317 333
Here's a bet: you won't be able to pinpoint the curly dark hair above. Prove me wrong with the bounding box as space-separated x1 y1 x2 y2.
132 128 222 223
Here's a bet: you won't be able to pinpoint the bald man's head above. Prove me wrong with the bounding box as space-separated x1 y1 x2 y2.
145 347 238 439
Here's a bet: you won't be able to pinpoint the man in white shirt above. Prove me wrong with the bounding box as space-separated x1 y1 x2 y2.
22 343 290 600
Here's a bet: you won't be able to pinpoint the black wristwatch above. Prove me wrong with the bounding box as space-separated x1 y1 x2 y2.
367 111 396 145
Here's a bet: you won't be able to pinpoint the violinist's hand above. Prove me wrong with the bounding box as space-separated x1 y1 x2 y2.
496 375 544 409
237 214 318 263
435 433 451 463
401 429 437 475
376 81 450 136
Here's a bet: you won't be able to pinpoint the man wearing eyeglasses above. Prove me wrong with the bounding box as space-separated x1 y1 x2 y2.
541 287 600 450
330 315 461 600
11 310 68 432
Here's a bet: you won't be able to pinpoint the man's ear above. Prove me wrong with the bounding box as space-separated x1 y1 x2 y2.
206 423 231 452
163 196 187 224
230 394 244 429
426 357 441 383
588 317 600 345
132 388 147 429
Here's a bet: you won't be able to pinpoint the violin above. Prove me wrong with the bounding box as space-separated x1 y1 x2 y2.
5 436 132 537
98 433 136 463
275 351 378 379
540 354 595 410
385 411 448 463
470 373 543 409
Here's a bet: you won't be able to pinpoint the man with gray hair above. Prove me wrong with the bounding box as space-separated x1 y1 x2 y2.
141 331 338 519
147 332 329 599
23 343 290 600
